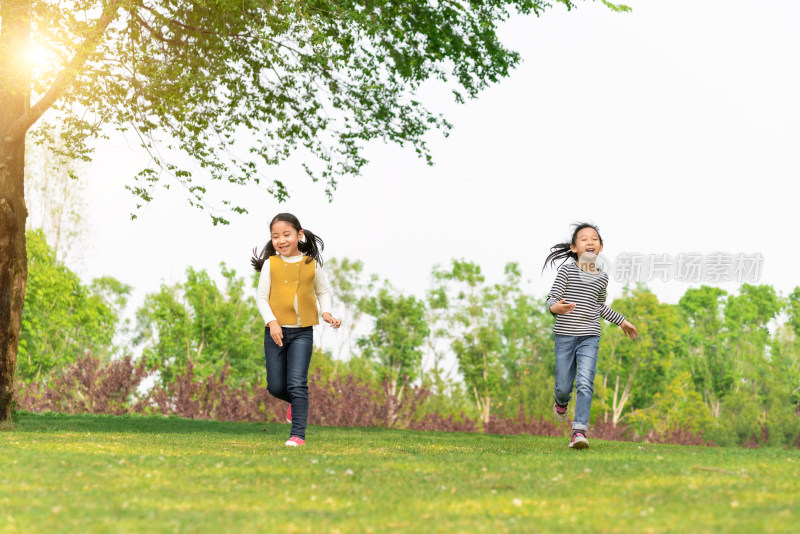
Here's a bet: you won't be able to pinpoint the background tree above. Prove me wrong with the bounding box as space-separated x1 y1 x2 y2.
596 286 685 427
18 229 129 382
134 264 263 385
357 284 429 426
0 0 620 421
498 287 554 419
678 285 729 417
784 286 800 411
765 316 800 446
416 269 479 423
24 126 87 266
320 257 376 360
430 260 518 425
788 287 800 339
721 284 782 401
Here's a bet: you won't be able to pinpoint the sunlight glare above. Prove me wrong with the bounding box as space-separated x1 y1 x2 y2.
25 43 56 71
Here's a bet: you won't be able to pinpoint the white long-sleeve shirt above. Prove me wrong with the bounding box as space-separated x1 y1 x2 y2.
255 254 333 327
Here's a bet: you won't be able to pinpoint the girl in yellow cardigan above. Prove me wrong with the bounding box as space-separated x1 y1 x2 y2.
252 213 341 446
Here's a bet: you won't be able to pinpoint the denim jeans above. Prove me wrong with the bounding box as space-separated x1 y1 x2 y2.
554 334 600 431
264 326 314 440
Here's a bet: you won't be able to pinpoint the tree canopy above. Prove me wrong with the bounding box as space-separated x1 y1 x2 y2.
4 0 630 222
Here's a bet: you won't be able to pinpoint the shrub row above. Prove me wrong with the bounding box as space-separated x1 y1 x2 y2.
15 354 731 447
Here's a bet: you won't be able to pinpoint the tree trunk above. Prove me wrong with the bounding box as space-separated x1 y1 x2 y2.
384 375 409 428
0 139 28 423
710 397 721 419
611 369 635 427
0 0 32 423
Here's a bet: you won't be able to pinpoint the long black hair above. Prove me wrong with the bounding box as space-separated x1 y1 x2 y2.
541 222 603 273
251 213 324 271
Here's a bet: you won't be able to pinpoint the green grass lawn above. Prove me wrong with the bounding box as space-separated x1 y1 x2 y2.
2 412 799 533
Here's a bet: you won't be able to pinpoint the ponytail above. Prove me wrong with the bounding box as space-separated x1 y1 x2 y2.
251 213 324 271
541 222 603 273
251 246 268 272
541 241 577 273
298 228 324 266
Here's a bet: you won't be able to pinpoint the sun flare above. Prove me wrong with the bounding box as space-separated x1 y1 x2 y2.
25 43 58 72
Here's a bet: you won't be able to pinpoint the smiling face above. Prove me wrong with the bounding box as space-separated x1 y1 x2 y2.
570 227 603 263
271 220 304 257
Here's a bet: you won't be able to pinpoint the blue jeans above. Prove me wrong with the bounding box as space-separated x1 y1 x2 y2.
554 334 600 431
264 326 313 440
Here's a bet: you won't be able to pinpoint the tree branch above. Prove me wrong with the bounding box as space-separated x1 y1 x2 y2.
4 1 123 142
131 11 185 46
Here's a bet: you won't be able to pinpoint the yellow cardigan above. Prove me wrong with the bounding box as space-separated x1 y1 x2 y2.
268 255 319 327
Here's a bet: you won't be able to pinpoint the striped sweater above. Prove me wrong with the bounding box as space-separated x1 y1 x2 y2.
546 262 624 336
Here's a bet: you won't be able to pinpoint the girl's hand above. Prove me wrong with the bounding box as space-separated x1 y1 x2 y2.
620 319 638 339
322 312 341 329
268 320 284 347
549 299 576 315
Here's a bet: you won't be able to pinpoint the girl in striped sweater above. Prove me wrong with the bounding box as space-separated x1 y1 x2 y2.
543 223 637 449
252 213 341 447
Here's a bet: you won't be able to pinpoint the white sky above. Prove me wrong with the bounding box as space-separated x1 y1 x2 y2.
72 0 799 347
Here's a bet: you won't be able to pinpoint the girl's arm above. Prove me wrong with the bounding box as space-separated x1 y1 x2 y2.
314 265 340 328
255 261 278 326
597 283 637 339
597 284 625 326
547 265 575 315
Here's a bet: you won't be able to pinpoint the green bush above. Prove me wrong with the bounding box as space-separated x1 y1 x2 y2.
721 390 766 446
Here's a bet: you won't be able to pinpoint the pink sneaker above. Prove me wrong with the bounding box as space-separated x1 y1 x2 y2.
569 430 589 449
286 405 292 423
285 436 305 447
553 402 568 423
